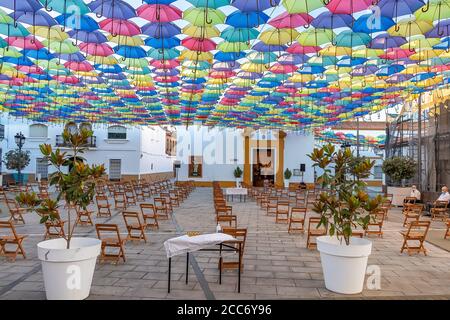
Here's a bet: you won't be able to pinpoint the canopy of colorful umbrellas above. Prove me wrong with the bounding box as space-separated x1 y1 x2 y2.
315 130 386 147
0 0 449 130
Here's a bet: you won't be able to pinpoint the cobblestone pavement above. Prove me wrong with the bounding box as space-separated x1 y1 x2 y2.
1 187 450 300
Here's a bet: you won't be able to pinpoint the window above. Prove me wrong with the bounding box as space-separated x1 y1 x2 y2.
373 165 383 180
36 158 48 180
29 124 48 138
108 125 127 140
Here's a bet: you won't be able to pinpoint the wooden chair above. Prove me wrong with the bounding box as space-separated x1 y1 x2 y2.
96 195 112 218
295 191 307 207
0 221 27 261
400 220 430 256
445 219 450 239
288 207 307 233
385 193 393 202
380 199 392 220
133 184 145 202
44 211 66 240
141 183 152 199
403 197 417 205
217 214 237 228
113 191 127 210
5 199 27 224
122 211 147 243
403 203 423 227
306 217 327 249
219 227 247 272
160 193 173 214
124 185 137 207
431 200 449 221
74 206 94 227
95 224 126 263
276 200 290 223
169 191 180 207
154 197 169 219
365 209 385 238
266 197 278 215
140 203 159 229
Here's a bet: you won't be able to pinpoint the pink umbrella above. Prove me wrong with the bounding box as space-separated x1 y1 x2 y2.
270 63 298 74
137 4 182 22
326 0 372 14
16 65 44 74
53 75 80 84
181 37 216 52
150 59 179 68
379 48 415 60
79 42 114 56
64 61 94 72
269 12 313 28
6 36 44 50
287 42 320 54
99 19 141 36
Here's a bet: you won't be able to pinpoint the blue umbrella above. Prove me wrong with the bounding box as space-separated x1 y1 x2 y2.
143 0 177 3
376 64 405 76
88 0 136 19
57 52 86 62
337 57 367 67
335 31 371 47
55 14 99 32
221 27 259 42
252 42 287 52
0 0 43 11
378 0 424 18
145 37 180 48
226 11 269 28
141 22 180 38
67 30 108 43
114 45 147 58
214 51 246 61
369 33 407 49
353 14 395 33
426 19 450 38
9 10 57 26
24 48 55 60
312 12 353 29
231 0 280 12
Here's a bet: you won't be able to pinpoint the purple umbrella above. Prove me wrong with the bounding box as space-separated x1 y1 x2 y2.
212 61 240 71
385 74 413 83
426 19 450 37
311 12 353 29
378 0 425 18
68 30 108 43
237 71 263 79
252 42 287 52
231 0 280 12
57 52 86 62
369 33 407 49
0 0 42 11
141 22 180 38
278 53 308 65
154 69 179 76
89 0 136 19
9 10 57 26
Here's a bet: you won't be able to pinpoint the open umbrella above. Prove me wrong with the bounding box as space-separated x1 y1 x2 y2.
353 14 395 33
283 0 324 13
138 4 182 22
142 22 180 38
183 25 220 38
0 0 43 12
269 12 313 28
99 19 141 36
184 7 225 26
6 36 44 50
186 0 230 8
226 11 269 28
28 26 67 40
181 37 217 51
260 28 299 45
335 31 371 47
387 18 433 37
89 0 136 19
10 10 57 27
297 28 334 46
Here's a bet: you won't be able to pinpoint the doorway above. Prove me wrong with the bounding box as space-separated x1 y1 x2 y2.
252 148 275 187
109 159 122 181
36 158 48 181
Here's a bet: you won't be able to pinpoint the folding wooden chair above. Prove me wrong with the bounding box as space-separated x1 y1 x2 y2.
141 182 152 199
276 200 290 223
431 200 448 221
160 193 173 214
403 197 417 205
0 221 27 261
6 199 27 224
403 203 423 227
133 184 145 202
122 211 147 243
96 224 126 263
219 228 247 272
74 205 94 227
154 197 169 219
385 193 393 202
140 203 159 229
124 185 137 207
365 209 385 238
44 212 66 240
96 195 112 218
295 190 307 207
169 191 180 207
288 207 307 233
113 191 127 210
266 197 278 215
380 199 392 220
306 217 327 249
445 219 450 240
400 220 430 256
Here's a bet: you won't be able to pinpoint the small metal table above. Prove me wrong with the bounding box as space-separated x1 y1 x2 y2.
225 187 248 202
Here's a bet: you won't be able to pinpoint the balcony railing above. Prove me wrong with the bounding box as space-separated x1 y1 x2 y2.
55 135 97 148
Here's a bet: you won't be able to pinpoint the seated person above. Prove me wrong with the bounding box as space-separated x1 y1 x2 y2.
409 185 421 202
425 186 450 214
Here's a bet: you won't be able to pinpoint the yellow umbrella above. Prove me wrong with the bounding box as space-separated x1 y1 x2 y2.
319 45 351 56
297 28 334 46
400 37 440 49
387 18 433 37
259 28 299 45
107 35 144 46
240 62 269 73
401 65 430 74
179 50 213 61
289 73 314 82
352 48 384 58
409 49 444 60
416 76 443 87
28 26 68 41
182 24 220 38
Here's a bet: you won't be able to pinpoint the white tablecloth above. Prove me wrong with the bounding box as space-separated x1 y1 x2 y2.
225 188 248 196
164 233 235 258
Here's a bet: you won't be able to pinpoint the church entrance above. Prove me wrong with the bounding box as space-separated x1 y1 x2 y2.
252 148 275 187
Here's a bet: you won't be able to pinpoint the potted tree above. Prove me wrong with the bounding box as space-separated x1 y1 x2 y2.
233 166 243 187
3 149 31 185
308 144 383 294
382 157 416 206
17 126 105 300
284 168 292 188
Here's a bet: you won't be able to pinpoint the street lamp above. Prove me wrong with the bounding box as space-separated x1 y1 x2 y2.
14 132 26 185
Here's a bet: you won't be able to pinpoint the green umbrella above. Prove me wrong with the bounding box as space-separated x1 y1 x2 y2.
0 23 30 37
0 47 22 58
221 27 259 42
39 0 90 14
36 59 68 70
415 2 450 22
283 0 324 13
185 0 230 9
120 58 149 68
216 41 250 52
183 8 225 27
335 31 371 47
147 48 180 60
246 51 277 64
297 28 334 46
42 39 79 54
0 9 14 24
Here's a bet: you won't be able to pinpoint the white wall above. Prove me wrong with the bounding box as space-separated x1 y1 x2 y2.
139 126 175 176
284 132 315 183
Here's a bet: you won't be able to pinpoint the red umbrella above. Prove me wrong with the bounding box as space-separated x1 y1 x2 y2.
64 61 94 72
99 19 141 36
53 75 79 84
326 0 372 14
287 42 320 54
210 70 235 78
150 59 179 68
269 12 313 28
379 48 415 60
6 36 44 50
137 4 182 22
79 42 114 56
270 63 297 74
181 37 216 52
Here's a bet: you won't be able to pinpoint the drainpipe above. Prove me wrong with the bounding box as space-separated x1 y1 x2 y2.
417 94 422 190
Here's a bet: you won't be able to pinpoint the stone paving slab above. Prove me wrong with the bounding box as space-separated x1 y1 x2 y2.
0 187 450 300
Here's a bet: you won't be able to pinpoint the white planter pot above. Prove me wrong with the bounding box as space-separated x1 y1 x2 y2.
284 180 290 188
37 237 101 300
317 236 372 294
235 178 242 187
387 186 411 206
